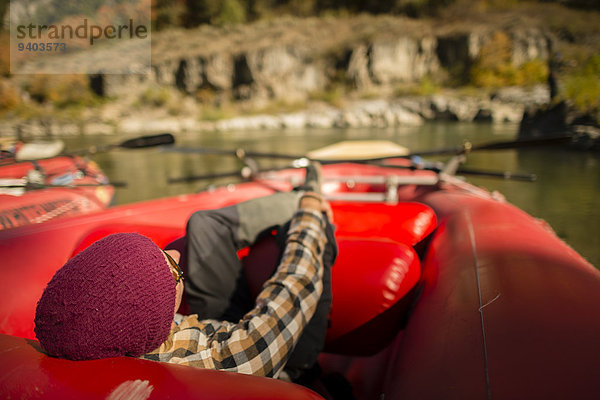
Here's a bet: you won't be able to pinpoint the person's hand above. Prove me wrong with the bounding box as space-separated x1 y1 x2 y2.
299 192 333 222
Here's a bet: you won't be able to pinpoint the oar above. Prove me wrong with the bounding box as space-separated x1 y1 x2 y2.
407 134 574 157
373 160 538 182
165 134 573 164
455 167 537 181
166 142 406 162
0 133 175 166
168 170 249 183
166 136 564 184
313 135 574 161
168 157 539 185
69 133 175 156
0 181 128 190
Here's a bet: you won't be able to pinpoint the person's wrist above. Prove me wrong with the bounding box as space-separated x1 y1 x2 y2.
299 192 323 211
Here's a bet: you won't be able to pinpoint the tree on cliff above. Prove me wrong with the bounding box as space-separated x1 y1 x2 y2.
182 0 246 26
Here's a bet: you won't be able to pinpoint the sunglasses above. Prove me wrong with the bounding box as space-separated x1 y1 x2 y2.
163 251 184 283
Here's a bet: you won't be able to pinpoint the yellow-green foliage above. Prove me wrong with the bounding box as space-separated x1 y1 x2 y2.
138 86 172 107
518 60 549 85
418 76 441 95
138 86 188 115
394 76 441 96
0 79 21 111
471 31 513 87
194 87 218 104
200 105 233 121
308 85 345 107
26 75 99 109
244 99 307 116
153 0 185 30
215 0 247 25
564 54 600 112
470 31 549 88
0 32 10 77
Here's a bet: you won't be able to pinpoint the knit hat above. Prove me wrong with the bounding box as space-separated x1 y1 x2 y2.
34 233 176 360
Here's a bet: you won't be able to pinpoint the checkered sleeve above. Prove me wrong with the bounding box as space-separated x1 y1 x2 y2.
141 209 327 378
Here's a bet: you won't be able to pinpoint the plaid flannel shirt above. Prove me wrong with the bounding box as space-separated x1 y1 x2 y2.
141 209 327 378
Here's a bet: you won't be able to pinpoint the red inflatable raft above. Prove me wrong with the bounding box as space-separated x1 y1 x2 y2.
0 156 114 230
0 156 599 399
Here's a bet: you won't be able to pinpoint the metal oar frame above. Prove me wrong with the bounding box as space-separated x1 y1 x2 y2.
166 135 572 202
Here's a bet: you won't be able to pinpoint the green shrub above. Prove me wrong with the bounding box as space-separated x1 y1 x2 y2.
245 99 307 115
470 31 549 88
394 75 441 96
418 75 441 95
184 0 246 26
518 59 549 85
153 0 185 30
215 0 247 25
287 0 318 17
0 32 9 77
0 79 20 111
564 54 600 112
194 87 218 104
200 105 233 121
138 86 171 107
183 0 221 26
26 75 99 109
308 85 345 107
470 31 514 87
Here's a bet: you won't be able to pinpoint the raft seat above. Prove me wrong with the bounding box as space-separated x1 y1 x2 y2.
238 202 436 356
240 235 422 356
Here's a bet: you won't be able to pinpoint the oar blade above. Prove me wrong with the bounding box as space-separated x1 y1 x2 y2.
119 133 175 149
307 140 410 161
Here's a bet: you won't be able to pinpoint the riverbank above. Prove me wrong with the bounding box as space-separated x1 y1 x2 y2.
0 85 549 137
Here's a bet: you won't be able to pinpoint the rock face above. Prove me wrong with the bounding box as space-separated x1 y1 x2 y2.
435 33 479 82
519 101 600 151
244 46 328 101
519 101 570 138
151 45 329 104
15 20 557 137
367 36 440 85
510 28 551 66
94 25 552 104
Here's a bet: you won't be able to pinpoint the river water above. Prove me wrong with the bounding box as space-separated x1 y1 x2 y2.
62 122 600 267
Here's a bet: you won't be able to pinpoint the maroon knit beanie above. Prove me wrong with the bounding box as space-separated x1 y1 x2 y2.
34 233 176 360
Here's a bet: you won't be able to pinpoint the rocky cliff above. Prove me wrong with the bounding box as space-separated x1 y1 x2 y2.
98 16 552 104
4 16 561 137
